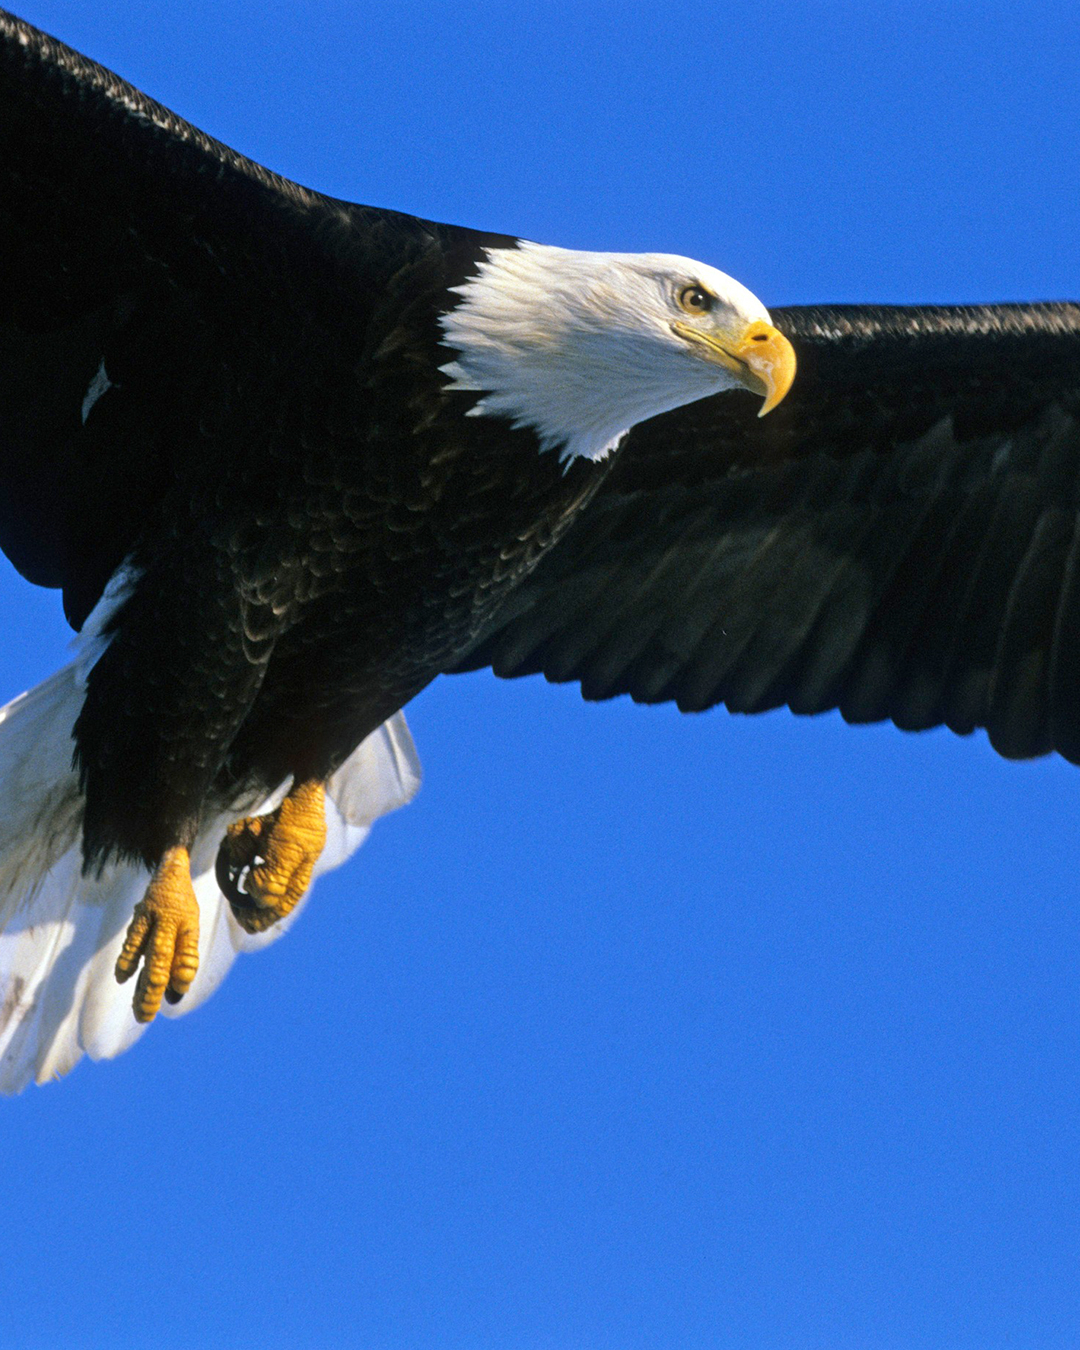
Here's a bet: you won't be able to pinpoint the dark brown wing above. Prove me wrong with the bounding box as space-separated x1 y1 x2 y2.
0 9 437 626
454 303 1080 764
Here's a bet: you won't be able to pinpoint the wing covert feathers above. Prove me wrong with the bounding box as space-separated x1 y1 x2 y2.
0 666 421 1093
457 302 1080 763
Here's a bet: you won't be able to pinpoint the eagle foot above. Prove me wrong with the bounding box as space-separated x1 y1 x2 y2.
215 780 327 934
115 846 200 1023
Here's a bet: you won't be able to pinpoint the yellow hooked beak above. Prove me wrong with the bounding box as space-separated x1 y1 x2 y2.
673 317 796 417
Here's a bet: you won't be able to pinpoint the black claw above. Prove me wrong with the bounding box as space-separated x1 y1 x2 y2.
214 837 274 927
164 986 184 1005
226 891 267 927
214 841 248 906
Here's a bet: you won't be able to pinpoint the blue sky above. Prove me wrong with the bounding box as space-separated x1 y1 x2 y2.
3 3 1080 1347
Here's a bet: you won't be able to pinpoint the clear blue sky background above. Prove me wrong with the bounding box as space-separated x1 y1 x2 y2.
3 3 1080 1347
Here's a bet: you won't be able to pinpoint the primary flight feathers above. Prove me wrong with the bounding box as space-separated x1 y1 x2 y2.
0 9 1077 1088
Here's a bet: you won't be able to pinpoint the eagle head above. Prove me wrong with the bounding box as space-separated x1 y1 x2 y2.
439 241 795 463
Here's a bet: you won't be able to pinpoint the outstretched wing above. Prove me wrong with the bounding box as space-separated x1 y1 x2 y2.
0 9 430 626
454 302 1080 764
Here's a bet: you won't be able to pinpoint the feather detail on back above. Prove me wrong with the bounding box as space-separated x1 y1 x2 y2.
0 663 421 1092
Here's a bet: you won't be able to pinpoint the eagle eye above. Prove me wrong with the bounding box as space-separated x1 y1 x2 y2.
678 284 714 317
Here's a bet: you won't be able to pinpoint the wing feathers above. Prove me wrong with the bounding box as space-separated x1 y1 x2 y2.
456 303 1080 765
986 506 1073 759
1047 513 1080 764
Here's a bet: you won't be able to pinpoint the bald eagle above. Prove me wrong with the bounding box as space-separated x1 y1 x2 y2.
0 10 1077 1091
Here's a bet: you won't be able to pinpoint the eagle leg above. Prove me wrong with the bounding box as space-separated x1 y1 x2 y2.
215 780 328 934
114 846 201 1023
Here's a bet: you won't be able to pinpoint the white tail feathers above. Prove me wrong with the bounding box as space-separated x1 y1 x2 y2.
0 662 421 1093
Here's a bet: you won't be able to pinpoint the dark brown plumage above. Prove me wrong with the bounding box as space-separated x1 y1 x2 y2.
0 7 1078 1087
0 9 606 867
456 304 1080 763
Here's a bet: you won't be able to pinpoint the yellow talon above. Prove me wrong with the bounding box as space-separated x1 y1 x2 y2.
115 846 200 1023
216 780 327 934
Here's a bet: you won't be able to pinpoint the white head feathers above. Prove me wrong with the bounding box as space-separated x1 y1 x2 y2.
439 241 774 463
